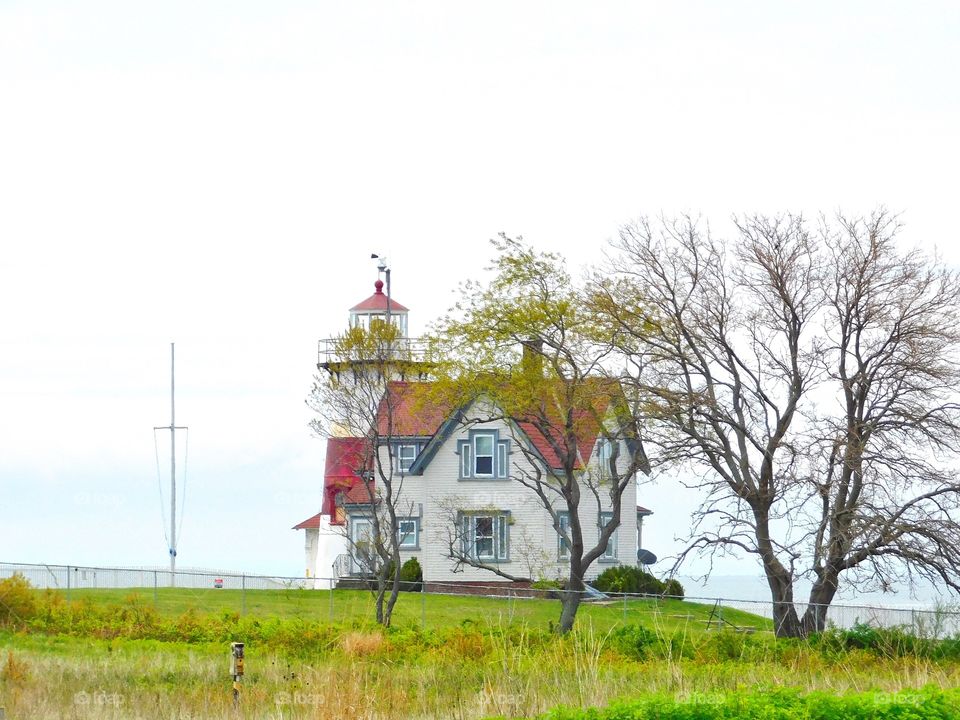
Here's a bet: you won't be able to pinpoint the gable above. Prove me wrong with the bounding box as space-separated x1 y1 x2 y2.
385 382 620 475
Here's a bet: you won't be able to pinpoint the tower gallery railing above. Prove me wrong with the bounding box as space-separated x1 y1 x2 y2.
317 337 435 367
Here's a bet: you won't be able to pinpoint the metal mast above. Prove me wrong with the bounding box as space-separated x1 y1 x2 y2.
155 342 187 580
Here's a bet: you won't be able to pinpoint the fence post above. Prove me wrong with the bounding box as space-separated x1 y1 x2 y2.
421 583 426 630
66 565 71 603
153 571 158 606
329 577 335 623
622 592 627 623
241 574 246 616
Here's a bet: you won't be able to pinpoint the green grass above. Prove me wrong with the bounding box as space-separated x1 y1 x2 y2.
3 585 960 719
55 586 771 635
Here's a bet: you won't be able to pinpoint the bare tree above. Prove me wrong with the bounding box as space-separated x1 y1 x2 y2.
596 211 960 637
803 214 960 630
432 236 652 633
306 322 418 627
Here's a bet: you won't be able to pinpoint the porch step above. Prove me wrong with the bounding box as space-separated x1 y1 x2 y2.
335 577 372 590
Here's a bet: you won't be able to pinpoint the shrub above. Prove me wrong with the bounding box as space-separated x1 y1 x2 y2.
593 566 664 595
0 573 37 627
545 687 960 720
532 578 564 599
813 621 939 659
662 578 685 599
399 558 423 592
608 624 657 660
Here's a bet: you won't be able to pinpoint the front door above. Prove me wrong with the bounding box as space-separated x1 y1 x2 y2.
350 517 376 575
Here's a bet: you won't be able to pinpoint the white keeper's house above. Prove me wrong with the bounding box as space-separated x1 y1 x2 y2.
293 275 654 588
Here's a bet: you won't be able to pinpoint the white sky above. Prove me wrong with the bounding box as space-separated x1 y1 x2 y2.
1 1 958 578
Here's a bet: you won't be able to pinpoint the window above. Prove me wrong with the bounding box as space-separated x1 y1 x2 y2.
397 518 419 548
557 511 571 559
397 444 418 472
599 511 617 560
461 512 510 561
458 430 510 479
474 516 494 557
597 438 614 478
474 434 494 476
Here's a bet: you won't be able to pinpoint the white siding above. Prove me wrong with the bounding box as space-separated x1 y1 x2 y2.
377 416 641 584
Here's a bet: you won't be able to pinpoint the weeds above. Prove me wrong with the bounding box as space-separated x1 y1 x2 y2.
4 579 960 719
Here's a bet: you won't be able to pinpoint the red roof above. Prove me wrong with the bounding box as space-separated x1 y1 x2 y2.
511 378 616 469
377 380 616 470
377 381 452 437
292 512 323 530
294 379 625 529
637 505 653 515
341 480 377 505
350 280 410 313
517 397 609 470
325 437 368 482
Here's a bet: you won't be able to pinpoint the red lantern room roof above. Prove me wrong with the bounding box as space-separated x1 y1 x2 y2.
324 437 368 481
349 280 410 313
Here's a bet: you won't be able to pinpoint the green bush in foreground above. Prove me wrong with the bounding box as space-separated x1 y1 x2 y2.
400 557 423 591
0 574 37 627
536 686 960 720
811 622 960 661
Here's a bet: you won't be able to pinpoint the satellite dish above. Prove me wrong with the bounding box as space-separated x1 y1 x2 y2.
637 549 658 565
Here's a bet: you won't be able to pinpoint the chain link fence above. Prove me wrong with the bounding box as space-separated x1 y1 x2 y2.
3 561 959 637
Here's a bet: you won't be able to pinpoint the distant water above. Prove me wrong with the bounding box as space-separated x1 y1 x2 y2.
677 574 957 610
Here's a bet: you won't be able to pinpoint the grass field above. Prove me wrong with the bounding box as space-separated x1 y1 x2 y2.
55 586 771 634
2 584 960 719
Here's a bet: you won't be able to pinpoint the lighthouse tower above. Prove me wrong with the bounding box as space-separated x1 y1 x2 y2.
294 269 429 582
318 277 430 383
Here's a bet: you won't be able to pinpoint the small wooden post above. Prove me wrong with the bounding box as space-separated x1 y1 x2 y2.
230 642 244 707
421 582 427 629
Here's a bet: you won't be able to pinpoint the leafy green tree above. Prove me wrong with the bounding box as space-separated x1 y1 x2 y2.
307 319 420 627
431 236 652 633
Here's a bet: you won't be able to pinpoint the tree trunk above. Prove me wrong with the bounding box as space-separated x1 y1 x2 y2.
558 590 583 634
801 571 839 634
763 564 804 638
383 571 402 628
375 584 385 625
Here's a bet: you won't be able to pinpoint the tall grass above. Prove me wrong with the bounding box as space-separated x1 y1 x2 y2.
3 576 960 719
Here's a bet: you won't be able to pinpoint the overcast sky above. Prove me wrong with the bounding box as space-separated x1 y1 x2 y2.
1 1 958 581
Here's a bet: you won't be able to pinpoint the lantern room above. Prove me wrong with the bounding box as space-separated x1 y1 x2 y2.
348 279 410 337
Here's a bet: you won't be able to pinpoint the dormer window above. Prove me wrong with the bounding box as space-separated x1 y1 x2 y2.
597 438 615 478
473 433 494 476
397 444 418 472
458 429 510 480
391 442 423 474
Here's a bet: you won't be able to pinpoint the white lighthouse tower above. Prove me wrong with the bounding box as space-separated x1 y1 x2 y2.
293 263 430 583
